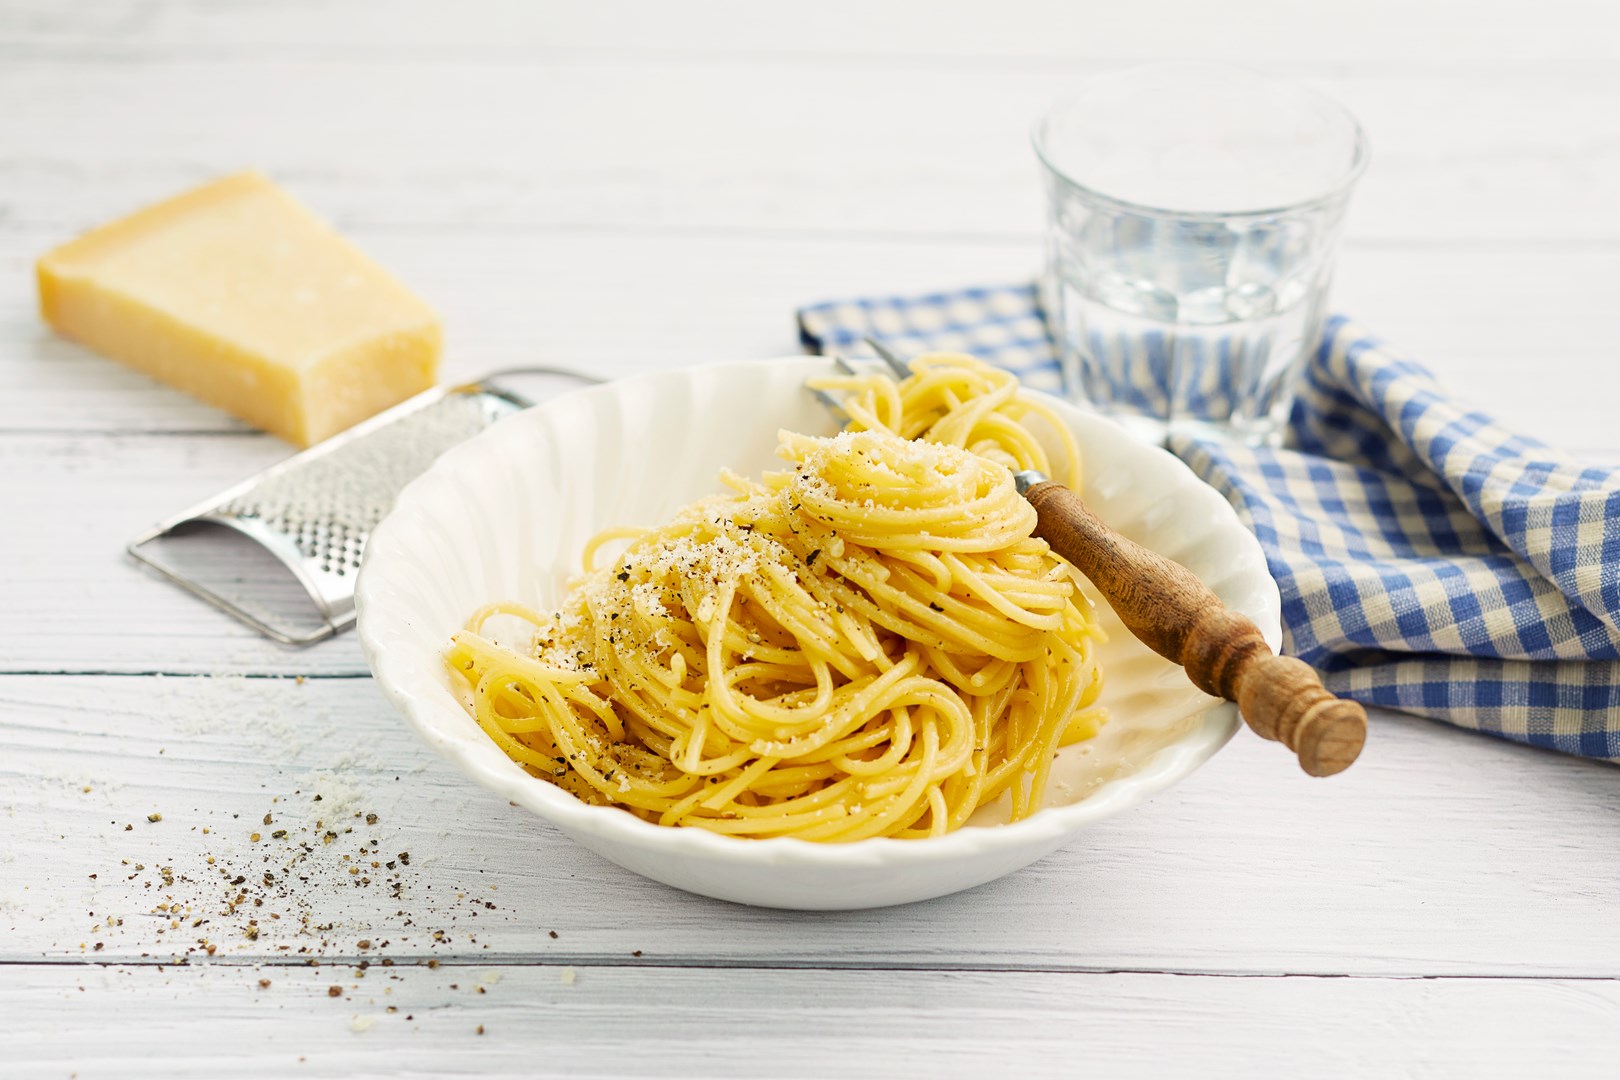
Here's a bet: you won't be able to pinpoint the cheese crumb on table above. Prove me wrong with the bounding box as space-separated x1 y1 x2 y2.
36 170 441 446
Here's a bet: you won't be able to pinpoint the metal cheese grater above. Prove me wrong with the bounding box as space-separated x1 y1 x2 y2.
128 369 597 646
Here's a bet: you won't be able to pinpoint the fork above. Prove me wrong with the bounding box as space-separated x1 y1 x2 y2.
820 340 1366 777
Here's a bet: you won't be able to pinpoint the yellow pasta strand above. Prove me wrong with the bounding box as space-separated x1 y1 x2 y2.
808 352 1084 491
447 354 1106 841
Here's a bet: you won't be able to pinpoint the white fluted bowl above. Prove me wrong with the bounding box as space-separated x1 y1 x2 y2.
357 357 1279 910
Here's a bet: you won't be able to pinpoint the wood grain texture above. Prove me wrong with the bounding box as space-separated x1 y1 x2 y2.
5 675 1617 976
4 963 1618 1080
1 60 1617 246
3 0 1617 69
1023 480 1366 775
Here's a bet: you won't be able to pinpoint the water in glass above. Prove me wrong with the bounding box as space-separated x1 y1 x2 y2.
1036 65 1366 445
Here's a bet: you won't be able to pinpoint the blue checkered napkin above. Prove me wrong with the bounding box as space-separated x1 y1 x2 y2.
798 287 1620 761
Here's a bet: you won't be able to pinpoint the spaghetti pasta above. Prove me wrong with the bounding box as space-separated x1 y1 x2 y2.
446 354 1105 841
808 351 1084 491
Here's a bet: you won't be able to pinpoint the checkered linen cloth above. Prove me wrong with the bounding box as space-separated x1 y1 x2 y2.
798 284 1620 761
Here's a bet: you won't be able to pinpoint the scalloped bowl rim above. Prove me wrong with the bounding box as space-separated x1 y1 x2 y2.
356 357 1277 877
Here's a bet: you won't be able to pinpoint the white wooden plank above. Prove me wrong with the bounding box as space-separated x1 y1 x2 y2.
4 0 1617 69
2 962 1617 1080
2 231 1617 452
0 61 1616 244
4 675 1617 976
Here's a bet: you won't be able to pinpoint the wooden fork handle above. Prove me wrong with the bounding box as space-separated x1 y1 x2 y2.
1023 480 1366 777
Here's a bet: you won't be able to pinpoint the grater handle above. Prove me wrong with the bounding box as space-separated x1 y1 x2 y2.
127 525 347 646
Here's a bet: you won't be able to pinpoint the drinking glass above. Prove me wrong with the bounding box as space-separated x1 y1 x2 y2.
1035 64 1368 445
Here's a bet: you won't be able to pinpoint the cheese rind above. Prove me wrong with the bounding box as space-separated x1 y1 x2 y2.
37 171 441 446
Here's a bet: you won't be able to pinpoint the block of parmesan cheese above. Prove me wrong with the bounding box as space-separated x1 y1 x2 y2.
37 171 441 446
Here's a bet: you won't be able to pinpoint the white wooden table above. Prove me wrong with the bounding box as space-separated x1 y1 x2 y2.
3 3 1618 1076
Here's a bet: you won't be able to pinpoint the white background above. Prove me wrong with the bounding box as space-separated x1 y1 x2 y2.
2 2 1617 1076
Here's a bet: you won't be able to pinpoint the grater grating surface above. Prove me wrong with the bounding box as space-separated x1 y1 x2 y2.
215 390 506 577
128 371 594 646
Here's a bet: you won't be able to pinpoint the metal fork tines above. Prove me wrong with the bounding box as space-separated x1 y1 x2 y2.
810 338 911 422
